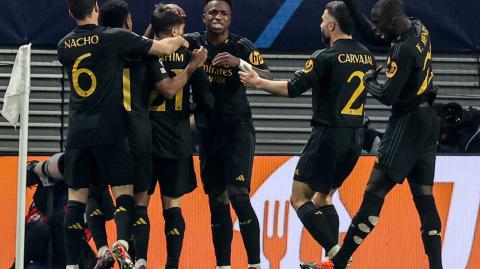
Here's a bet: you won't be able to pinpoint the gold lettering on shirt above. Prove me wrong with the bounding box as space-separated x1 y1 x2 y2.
160 52 184 62
337 54 373 65
64 35 99 48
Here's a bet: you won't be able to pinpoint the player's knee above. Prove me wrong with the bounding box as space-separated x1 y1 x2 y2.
68 188 89 203
111 184 133 199
162 195 181 209
311 191 333 207
290 190 313 210
135 191 149 207
208 189 229 206
229 193 256 223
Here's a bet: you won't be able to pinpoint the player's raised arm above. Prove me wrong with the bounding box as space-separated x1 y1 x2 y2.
154 47 208 99
342 0 389 46
239 66 289 96
148 35 189 56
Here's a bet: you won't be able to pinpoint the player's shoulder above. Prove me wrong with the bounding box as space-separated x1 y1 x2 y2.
184 32 203 42
57 31 76 49
310 48 336 62
234 34 256 51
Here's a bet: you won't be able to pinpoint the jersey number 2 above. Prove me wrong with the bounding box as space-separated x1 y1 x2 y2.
341 71 365 116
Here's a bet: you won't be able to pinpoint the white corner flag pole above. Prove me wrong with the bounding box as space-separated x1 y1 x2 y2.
1 43 31 269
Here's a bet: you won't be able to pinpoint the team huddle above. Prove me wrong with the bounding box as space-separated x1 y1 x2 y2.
57 0 443 269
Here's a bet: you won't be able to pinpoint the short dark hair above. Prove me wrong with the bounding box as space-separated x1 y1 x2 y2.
205 0 232 7
66 0 96 20
374 0 406 18
151 4 186 36
99 0 129 28
325 1 353 35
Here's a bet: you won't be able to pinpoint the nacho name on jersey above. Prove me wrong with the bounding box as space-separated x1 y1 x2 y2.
64 35 100 48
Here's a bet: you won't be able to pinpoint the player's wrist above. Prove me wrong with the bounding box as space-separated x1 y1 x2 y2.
238 58 252 71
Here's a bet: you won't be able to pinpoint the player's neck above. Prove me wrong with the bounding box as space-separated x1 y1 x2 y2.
395 17 412 39
330 33 352 46
206 30 230 46
77 15 98 27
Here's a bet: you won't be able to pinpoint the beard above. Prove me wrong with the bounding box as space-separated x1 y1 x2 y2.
321 31 331 47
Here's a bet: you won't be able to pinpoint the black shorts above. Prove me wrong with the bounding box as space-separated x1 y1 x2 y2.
198 122 255 194
64 142 133 189
294 125 362 194
375 106 439 184
149 156 197 197
127 116 153 193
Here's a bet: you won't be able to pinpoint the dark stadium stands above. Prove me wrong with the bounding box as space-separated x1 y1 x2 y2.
0 48 479 154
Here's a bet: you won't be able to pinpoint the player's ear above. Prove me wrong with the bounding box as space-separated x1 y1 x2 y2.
202 13 207 24
171 27 177 37
94 1 99 13
68 10 75 20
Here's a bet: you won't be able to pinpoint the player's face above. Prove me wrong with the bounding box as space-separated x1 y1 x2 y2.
320 9 335 46
371 7 394 42
203 1 231 34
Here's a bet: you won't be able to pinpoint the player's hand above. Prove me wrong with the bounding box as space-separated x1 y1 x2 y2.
366 65 383 78
191 46 208 68
212 52 240 67
239 65 260 88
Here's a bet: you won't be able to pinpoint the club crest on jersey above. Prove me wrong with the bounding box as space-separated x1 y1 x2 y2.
249 51 264 65
303 59 314 73
386 61 398 78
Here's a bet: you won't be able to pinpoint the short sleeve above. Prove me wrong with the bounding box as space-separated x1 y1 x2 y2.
147 56 169 83
237 38 269 70
106 28 153 56
287 51 324 97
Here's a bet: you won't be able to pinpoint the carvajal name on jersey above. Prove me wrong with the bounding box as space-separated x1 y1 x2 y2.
64 35 99 48
337 53 373 65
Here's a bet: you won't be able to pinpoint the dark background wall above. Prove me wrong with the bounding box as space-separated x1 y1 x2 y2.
0 0 479 52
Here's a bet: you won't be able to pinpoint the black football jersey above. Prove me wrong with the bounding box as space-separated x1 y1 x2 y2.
185 32 269 124
365 19 435 116
122 55 169 119
288 39 375 128
150 48 213 159
57 24 152 147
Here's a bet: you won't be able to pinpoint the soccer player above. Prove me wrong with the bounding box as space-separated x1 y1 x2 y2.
184 1 272 268
147 4 213 269
57 1 187 268
239 0 374 265
87 2 208 268
314 0 442 268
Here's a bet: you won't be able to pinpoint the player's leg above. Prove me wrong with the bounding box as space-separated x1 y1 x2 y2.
86 185 115 269
63 148 92 268
315 127 362 244
408 180 443 269
327 168 395 269
294 126 345 258
312 189 339 242
161 196 185 269
157 157 197 269
198 129 233 268
95 143 135 268
132 191 150 269
407 123 442 269
224 123 261 269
